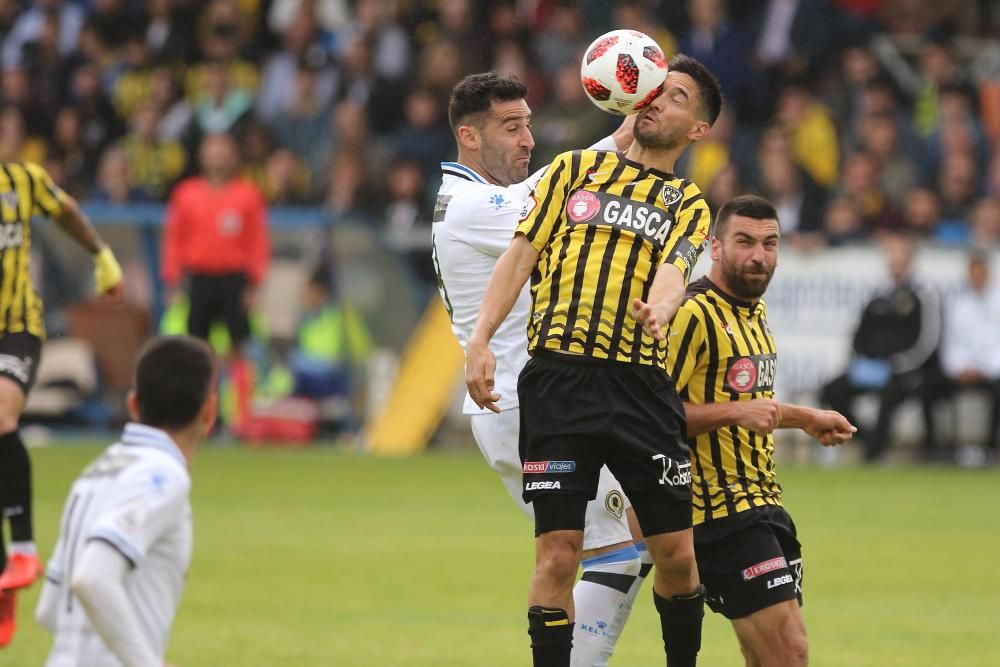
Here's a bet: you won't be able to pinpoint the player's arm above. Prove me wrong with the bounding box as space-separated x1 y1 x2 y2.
633 186 712 339
778 404 856 446
52 192 124 302
34 571 61 632
684 400 855 446
71 540 163 667
466 233 539 412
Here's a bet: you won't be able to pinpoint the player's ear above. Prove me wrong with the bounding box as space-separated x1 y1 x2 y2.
200 390 218 436
456 123 480 152
126 391 140 422
710 235 721 262
687 119 710 143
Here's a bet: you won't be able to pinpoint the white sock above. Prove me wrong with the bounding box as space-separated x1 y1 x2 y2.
8 541 37 555
571 544 641 667
602 541 653 655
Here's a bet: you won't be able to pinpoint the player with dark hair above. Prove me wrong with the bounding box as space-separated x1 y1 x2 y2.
0 161 124 647
466 55 723 667
666 195 855 666
36 336 216 666
436 72 647 665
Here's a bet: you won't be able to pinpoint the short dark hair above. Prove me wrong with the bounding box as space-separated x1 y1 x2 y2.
714 195 779 238
667 54 723 126
447 72 528 132
134 336 215 430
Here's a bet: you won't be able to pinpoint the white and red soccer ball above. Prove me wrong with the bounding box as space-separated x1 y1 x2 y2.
580 29 668 115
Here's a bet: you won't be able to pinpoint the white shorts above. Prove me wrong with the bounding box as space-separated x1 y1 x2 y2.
471 408 633 551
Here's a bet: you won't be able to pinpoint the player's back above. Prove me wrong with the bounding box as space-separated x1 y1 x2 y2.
432 162 537 413
44 425 192 667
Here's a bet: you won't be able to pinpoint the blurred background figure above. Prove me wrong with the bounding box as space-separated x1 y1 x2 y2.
940 251 1000 465
821 233 946 463
161 133 269 434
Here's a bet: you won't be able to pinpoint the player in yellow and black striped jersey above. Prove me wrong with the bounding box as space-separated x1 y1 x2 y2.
665 195 855 666
0 162 124 625
467 54 722 667
518 150 710 369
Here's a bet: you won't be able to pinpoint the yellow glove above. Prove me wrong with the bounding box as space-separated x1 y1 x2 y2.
93 246 123 296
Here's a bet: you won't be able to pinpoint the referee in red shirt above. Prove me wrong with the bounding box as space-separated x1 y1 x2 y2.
161 133 269 429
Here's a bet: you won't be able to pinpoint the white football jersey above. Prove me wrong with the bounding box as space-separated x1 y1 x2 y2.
432 161 543 413
43 423 193 667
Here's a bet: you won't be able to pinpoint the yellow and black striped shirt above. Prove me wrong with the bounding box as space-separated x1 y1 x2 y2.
666 277 781 525
0 162 66 338
516 150 710 369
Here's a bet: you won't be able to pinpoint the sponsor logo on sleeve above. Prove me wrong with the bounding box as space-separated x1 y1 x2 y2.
742 556 788 581
489 193 510 210
519 195 538 221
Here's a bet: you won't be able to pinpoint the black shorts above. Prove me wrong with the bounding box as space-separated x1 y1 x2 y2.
187 273 251 346
0 331 42 394
518 351 691 537
695 505 803 619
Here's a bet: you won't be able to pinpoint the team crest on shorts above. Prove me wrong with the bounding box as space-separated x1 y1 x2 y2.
660 184 683 206
604 490 625 519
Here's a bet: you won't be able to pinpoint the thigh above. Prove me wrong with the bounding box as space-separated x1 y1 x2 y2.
0 332 41 398
471 410 533 519
602 365 691 536
517 357 604 506
582 466 632 551
695 508 803 620
187 275 218 339
219 273 251 345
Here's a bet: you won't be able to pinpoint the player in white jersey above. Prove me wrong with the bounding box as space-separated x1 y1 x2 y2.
36 336 216 667
432 73 650 666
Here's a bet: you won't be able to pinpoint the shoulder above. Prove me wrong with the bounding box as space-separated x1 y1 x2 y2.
121 453 191 499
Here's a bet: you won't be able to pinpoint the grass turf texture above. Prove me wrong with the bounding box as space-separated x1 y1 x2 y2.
4 444 998 666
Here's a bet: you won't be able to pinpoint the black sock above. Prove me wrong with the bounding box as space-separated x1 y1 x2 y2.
527 606 573 667
0 430 32 543
654 587 705 667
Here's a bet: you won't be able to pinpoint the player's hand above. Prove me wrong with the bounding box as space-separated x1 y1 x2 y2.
612 114 637 151
465 338 501 413
93 246 124 304
736 399 782 435
631 298 669 341
803 409 856 446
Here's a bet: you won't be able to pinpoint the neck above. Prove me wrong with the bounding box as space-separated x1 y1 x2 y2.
455 149 504 186
162 425 201 468
707 266 760 305
623 141 686 175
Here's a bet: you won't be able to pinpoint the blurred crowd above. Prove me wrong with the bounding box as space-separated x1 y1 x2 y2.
1 0 999 248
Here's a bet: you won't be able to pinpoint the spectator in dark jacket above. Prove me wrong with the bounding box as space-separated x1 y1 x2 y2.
821 233 945 462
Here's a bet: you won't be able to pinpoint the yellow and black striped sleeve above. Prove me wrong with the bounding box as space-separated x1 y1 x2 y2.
516 151 575 252
659 188 710 282
23 162 66 218
666 300 707 400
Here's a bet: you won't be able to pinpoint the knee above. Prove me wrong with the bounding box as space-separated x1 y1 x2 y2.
775 625 808 666
0 413 19 435
650 537 695 573
535 535 582 587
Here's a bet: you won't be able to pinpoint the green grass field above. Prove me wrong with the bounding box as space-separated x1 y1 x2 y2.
3 443 999 666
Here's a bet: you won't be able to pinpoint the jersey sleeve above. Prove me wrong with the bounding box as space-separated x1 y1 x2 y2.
660 184 711 281
666 301 707 395
515 151 574 253
23 162 66 217
86 463 190 567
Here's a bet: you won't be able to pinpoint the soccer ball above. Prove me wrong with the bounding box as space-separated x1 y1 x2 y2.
580 29 668 115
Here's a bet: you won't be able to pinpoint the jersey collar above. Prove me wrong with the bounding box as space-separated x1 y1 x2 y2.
121 422 186 467
702 276 761 313
616 153 675 181
441 161 488 184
